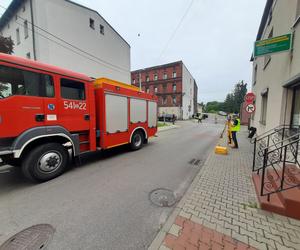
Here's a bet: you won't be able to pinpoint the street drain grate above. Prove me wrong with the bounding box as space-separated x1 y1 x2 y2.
149 188 177 207
189 159 196 165
189 159 202 166
0 224 55 250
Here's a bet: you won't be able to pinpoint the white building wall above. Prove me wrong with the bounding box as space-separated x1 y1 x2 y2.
158 107 181 119
1 0 130 83
182 63 195 119
252 0 299 134
1 1 34 59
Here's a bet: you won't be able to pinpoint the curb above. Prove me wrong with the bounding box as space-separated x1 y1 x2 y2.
158 125 180 133
148 152 214 250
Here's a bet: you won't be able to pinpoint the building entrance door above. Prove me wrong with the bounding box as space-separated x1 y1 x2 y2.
291 87 300 126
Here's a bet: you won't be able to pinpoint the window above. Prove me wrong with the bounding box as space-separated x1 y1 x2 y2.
173 83 177 92
162 96 167 105
0 65 54 99
173 96 177 105
24 20 28 38
253 65 258 85
61 78 85 100
100 25 104 35
154 74 158 81
89 18 95 29
163 84 167 92
146 76 149 82
16 28 20 45
173 71 177 78
163 73 167 80
268 9 272 26
26 52 31 59
133 79 135 84
260 91 268 125
146 88 150 93
154 87 158 93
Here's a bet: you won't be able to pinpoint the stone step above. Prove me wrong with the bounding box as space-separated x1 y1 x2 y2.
252 165 300 220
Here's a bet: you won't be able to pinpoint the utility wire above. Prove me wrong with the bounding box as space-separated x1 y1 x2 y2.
156 0 195 63
0 4 129 74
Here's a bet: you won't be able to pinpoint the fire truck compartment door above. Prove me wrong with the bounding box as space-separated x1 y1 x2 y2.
105 94 128 133
148 101 157 128
130 98 146 123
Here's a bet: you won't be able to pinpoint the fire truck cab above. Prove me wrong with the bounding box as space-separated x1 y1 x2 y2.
0 53 157 182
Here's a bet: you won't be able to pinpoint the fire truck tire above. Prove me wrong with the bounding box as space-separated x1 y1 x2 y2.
22 143 69 182
130 131 144 151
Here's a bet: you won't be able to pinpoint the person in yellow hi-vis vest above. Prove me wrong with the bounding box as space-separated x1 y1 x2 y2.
231 114 241 148
227 115 232 145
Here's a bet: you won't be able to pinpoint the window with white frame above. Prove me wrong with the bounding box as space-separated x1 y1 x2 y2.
100 25 104 35
173 83 176 92
253 65 258 85
146 75 149 82
173 96 177 105
146 87 150 93
163 73 167 79
16 28 20 44
260 91 268 125
154 74 158 81
154 87 158 93
24 20 28 38
89 18 95 29
173 71 177 78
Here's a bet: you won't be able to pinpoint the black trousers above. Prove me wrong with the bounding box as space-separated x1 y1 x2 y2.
231 131 238 148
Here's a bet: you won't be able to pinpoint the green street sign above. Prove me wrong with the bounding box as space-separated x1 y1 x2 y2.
254 34 292 57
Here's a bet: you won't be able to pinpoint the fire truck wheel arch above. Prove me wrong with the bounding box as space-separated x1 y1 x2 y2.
130 127 148 143
12 126 80 158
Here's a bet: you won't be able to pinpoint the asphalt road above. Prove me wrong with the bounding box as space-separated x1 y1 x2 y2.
0 119 223 250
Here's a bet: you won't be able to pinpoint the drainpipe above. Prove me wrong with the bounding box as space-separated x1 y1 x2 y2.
30 0 37 60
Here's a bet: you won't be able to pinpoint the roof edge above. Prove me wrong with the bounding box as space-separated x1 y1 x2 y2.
131 61 183 73
256 0 274 41
0 0 130 48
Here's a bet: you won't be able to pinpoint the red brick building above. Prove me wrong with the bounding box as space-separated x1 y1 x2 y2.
131 61 198 119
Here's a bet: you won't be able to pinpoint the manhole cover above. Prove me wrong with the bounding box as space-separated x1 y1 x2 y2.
149 188 177 207
0 224 55 250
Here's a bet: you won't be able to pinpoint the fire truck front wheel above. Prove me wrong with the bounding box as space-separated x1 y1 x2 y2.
22 143 69 182
130 131 144 151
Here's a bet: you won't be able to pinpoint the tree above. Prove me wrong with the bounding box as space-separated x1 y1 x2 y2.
0 35 14 54
205 101 223 113
0 36 14 97
232 81 247 113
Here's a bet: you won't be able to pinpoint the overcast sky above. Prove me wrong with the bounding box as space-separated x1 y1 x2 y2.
1 0 266 103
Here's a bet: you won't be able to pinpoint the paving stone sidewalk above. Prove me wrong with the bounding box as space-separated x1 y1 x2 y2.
149 128 300 250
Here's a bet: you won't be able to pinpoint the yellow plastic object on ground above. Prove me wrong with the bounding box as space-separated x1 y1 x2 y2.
215 145 228 155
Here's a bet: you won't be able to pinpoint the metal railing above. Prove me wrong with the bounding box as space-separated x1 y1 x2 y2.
259 136 300 201
252 125 300 173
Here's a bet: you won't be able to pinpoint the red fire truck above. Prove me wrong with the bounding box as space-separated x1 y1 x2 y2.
0 53 158 182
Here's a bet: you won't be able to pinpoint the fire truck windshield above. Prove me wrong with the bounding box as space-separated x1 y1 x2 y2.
0 65 54 99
